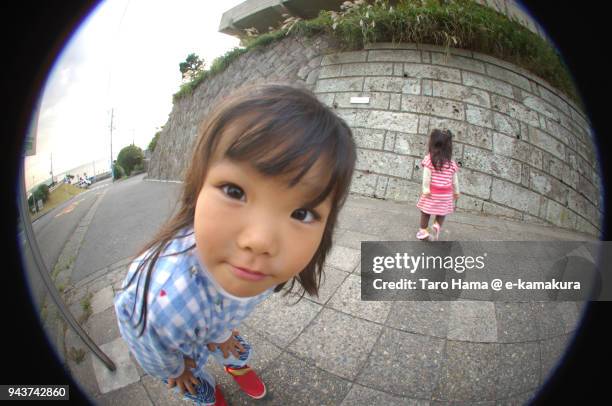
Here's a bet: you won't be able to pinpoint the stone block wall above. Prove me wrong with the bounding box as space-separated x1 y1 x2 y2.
148 36 602 236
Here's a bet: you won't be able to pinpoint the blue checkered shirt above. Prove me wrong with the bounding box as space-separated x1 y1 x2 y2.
114 227 273 380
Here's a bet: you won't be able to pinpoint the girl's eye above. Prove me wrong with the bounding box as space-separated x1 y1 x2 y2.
221 184 245 201
292 208 318 223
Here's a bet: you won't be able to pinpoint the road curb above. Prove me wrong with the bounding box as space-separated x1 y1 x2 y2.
39 188 109 368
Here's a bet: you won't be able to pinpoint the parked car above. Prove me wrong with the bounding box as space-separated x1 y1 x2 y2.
77 178 91 188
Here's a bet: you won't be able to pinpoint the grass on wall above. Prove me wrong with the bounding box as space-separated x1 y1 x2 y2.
174 0 580 107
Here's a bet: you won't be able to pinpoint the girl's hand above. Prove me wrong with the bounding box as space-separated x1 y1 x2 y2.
207 330 245 358
422 192 431 198
167 357 199 396
453 192 460 200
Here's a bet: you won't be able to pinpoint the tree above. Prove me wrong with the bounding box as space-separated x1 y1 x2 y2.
148 130 161 152
116 145 144 176
179 53 205 81
35 184 50 203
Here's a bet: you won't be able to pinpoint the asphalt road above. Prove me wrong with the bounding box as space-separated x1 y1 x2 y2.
20 175 182 308
71 174 182 283
21 179 112 309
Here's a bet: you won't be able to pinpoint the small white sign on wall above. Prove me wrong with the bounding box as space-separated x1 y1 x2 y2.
350 96 370 104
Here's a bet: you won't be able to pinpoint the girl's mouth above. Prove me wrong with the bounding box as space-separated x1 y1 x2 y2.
229 264 268 281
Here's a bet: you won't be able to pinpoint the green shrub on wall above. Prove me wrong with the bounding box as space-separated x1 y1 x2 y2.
174 0 580 107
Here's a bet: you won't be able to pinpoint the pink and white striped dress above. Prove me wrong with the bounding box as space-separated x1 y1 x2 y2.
416 154 458 216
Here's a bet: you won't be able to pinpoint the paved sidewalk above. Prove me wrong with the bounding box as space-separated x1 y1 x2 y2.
56 194 595 405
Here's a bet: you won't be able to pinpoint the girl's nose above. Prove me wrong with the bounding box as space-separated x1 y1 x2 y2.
236 216 279 256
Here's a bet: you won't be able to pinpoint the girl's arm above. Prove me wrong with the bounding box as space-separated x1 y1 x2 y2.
453 172 460 195
422 166 432 195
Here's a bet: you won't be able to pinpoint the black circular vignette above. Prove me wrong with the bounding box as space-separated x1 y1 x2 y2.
2 1 610 405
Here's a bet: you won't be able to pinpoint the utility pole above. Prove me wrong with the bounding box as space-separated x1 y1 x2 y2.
49 153 54 185
110 108 114 181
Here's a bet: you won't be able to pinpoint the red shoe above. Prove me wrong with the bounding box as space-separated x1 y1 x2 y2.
224 365 267 399
214 385 227 406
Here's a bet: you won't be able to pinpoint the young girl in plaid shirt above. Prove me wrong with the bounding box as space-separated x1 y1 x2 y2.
114 84 356 405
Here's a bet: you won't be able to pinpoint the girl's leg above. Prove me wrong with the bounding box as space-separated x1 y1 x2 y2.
420 211 431 229
434 215 445 227
163 367 218 405
210 334 252 368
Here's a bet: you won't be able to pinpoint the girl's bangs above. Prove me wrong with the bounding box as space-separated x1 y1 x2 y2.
218 111 351 209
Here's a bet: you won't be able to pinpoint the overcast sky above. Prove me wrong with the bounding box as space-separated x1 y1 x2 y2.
24 0 244 190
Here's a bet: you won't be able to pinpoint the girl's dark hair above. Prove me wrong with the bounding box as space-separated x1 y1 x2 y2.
123 83 356 336
428 128 453 171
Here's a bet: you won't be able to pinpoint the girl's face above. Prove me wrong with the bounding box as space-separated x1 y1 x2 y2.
193 156 333 298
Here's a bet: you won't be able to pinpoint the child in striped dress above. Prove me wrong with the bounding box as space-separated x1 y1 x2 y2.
416 129 460 241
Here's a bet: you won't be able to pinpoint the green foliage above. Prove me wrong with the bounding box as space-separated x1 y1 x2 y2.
148 131 161 152
113 163 125 180
173 0 580 105
34 184 50 203
179 53 205 80
116 145 144 176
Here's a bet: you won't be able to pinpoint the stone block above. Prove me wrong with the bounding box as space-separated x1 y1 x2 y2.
359 110 420 133
482 202 522 220
447 300 497 342
403 63 461 83
389 93 401 110
493 111 521 137
492 132 542 169
90 286 114 315
334 92 390 110
491 179 541 216
432 81 491 108
383 131 396 151
538 84 571 116
432 340 499 402
491 94 540 127
530 169 569 205
259 352 352 405
465 104 494 129
340 384 428 406
325 245 361 273
352 128 385 150
401 95 464 120
459 168 492 199
245 293 321 347
375 175 388 198
545 199 577 229
91 337 141 394
485 63 531 91
546 154 578 188
357 328 445 399
288 308 382 380
431 52 485 73
368 49 421 62
496 342 541 398
356 149 413 179
575 216 600 237
328 274 392 323
364 76 410 93
455 194 484 212
529 127 566 160
567 189 599 224
394 132 428 157
576 175 599 203
315 77 363 92
463 145 521 182
522 94 564 124
318 64 342 79
350 171 378 196
322 51 367 65
462 71 513 98
315 92 334 107
385 177 421 203
341 62 394 76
